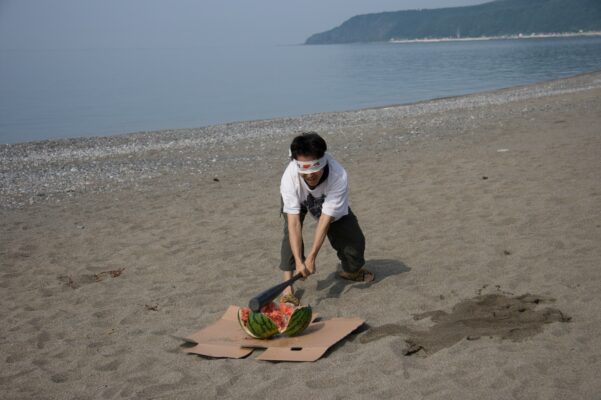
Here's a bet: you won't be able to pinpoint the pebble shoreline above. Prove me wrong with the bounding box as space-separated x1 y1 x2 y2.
2 70 601 209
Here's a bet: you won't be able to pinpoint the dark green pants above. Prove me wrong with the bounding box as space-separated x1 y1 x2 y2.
279 209 366 273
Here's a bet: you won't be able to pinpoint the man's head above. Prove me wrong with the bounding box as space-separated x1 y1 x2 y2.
290 132 328 187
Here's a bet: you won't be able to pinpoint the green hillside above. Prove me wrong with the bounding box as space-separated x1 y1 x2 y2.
305 0 601 44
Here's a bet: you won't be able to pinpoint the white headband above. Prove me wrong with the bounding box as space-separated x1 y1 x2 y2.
295 155 327 174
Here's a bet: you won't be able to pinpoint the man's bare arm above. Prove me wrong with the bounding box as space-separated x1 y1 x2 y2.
287 213 309 277
305 214 334 274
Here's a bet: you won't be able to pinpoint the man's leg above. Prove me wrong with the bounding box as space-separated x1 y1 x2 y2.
326 209 366 273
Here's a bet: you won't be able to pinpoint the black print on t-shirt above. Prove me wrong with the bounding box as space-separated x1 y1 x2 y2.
303 193 326 218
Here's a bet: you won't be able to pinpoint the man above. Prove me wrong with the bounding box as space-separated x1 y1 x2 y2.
279 132 374 305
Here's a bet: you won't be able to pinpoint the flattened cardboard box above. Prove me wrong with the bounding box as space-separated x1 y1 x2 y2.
183 305 364 362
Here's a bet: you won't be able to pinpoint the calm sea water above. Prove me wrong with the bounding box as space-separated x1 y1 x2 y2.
1 36 601 144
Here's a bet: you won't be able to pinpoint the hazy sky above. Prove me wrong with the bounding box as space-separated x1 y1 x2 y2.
0 0 487 49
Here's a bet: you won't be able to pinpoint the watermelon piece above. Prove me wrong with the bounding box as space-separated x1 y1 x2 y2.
237 302 312 339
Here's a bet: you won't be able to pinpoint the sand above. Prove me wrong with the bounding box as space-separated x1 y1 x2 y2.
1 71 601 399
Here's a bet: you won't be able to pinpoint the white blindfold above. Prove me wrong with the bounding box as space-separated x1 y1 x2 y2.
295 155 327 174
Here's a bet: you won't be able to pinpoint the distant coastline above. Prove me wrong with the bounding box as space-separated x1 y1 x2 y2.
306 0 601 45
389 31 601 44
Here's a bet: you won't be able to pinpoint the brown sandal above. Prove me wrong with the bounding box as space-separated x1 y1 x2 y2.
279 293 300 306
337 268 375 283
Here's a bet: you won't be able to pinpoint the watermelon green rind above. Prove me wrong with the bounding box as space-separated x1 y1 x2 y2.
283 306 312 337
248 311 279 339
237 309 261 338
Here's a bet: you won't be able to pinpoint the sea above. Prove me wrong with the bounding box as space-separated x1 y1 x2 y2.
1 36 601 144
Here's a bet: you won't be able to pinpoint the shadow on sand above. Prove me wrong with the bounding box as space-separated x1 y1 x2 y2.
311 259 410 305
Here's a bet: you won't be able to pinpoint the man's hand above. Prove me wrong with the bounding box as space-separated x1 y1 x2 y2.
295 260 310 277
305 255 316 275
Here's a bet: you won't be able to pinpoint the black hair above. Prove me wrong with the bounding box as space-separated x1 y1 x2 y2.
290 132 327 160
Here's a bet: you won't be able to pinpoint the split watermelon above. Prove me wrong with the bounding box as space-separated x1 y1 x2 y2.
237 302 312 339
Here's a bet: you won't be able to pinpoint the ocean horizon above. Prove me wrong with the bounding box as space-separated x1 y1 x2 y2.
2 35 601 144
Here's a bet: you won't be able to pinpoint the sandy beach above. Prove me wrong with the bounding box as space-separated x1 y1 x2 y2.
2 71 601 399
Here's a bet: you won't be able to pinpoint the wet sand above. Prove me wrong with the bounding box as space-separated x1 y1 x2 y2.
1 71 601 399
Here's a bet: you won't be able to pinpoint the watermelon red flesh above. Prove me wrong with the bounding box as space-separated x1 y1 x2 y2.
238 301 311 338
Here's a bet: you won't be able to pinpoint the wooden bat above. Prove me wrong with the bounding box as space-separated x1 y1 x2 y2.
248 273 303 312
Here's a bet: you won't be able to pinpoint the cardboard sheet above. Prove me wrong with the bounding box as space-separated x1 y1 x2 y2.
183 305 364 362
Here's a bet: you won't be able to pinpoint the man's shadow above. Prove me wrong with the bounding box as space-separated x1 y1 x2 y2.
307 259 410 305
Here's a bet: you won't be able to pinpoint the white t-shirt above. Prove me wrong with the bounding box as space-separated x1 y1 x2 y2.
280 153 349 221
